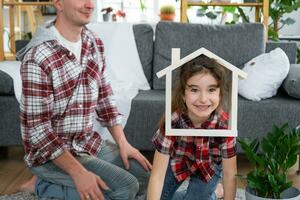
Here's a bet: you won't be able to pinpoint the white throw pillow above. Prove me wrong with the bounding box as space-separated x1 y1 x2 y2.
238 48 290 101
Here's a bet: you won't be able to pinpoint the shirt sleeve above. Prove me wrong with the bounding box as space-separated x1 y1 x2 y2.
221 137 237 158
94 38 122 127
152 129 176 155
20 55 65 165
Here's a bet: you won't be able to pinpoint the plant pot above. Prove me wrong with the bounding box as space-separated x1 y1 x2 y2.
159 13 175 21
102 13 111 22
245 186 300 200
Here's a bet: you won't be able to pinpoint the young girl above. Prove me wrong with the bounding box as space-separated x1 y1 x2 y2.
147 55 237 200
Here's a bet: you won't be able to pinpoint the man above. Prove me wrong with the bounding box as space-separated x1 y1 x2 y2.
16 0 151 199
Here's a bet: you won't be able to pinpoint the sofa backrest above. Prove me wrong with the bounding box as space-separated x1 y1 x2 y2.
266 41 297 64
152 22 265 90
132 24 154 87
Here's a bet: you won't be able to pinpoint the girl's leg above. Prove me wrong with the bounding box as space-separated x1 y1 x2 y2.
175 164 222 200
160 163 182 200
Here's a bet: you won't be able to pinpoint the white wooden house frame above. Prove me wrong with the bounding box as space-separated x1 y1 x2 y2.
157 48 247 137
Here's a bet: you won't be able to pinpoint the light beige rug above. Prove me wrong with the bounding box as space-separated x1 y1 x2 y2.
0 189 246 200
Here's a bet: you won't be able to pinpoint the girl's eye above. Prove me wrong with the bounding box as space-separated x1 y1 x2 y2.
190 88 198 93
209 88 217 92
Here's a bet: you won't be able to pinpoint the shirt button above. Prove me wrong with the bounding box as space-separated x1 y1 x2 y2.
79 104 83 108
69 52 73 56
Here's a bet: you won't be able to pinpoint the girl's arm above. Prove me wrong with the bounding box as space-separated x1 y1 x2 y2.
222 155 237 200
147 150 170 200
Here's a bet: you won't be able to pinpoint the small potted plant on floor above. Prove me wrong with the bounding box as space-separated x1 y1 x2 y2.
238 124 300 200
159 4 176 21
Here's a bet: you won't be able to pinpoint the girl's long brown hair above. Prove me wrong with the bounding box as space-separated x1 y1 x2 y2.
159 54 228 132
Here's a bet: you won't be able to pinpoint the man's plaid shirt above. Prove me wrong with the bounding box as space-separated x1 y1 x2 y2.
152 110 236 182
20 26 121 167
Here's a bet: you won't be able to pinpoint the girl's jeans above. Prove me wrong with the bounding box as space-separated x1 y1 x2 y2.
160 163 222 200
31 140 150 200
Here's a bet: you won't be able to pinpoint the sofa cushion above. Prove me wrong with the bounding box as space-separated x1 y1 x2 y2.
237 93 300 151
0 71 14 95
0 96 21 146
124 90 165 150
133 24 154 87
153 22 265 89
238 48 290 101
283 64 300 99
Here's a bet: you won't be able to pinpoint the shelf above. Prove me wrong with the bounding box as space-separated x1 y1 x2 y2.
180 0 269 31
187 2 263 7
4 52 16 61
0 0 54 60
3 2 53 6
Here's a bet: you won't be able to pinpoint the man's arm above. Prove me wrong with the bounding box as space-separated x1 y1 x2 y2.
93 39 151 171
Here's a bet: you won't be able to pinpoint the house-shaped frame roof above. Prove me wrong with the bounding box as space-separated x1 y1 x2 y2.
157 48 247 137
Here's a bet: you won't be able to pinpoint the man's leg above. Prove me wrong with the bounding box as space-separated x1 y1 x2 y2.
31 153 141 200
96 140 150 196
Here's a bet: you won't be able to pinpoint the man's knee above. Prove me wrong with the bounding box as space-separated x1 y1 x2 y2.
111 176 139 200
128 177 140 196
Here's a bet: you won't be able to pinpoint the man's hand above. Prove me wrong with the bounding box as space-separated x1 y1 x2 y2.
72 169 109 200
108 125 152 172
53 151 110 200
119 141 152 171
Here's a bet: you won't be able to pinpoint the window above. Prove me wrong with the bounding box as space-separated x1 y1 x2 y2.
101 0 180 23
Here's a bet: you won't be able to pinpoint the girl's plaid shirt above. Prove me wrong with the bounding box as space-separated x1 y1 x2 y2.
152 110 236 182
20 27 122 167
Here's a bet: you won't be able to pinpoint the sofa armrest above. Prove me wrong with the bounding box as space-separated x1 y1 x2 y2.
266 41 297 64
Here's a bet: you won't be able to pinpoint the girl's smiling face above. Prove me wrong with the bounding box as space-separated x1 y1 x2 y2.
183 72 220 127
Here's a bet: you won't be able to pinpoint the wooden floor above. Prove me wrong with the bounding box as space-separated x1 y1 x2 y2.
0 147 299 195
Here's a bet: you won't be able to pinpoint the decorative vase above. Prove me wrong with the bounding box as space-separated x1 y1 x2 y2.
245 186 300 200
159 13 175 21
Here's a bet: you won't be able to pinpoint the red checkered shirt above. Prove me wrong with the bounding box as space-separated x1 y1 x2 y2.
20 26 122 167
152 109 236 182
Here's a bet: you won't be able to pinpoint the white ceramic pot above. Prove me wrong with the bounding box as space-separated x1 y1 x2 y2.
245 186 300 200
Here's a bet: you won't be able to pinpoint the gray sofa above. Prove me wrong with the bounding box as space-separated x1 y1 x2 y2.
0 22 299 158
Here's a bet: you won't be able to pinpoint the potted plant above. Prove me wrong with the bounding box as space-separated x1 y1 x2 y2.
267 0 300 41
238 124 300 199
101 7 113 22
159 4 176 21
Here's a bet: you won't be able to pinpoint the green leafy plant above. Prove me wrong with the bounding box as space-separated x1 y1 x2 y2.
160 4 176 15
268 0 300 41
238 124 300 199
139 0 146 12
196 6 249 24
196 6 220 21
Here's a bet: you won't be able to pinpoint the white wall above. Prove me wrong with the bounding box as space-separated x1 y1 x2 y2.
280 11 300 36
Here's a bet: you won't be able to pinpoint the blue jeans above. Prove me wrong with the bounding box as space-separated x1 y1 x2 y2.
31 140 150 200
160 163 222 200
